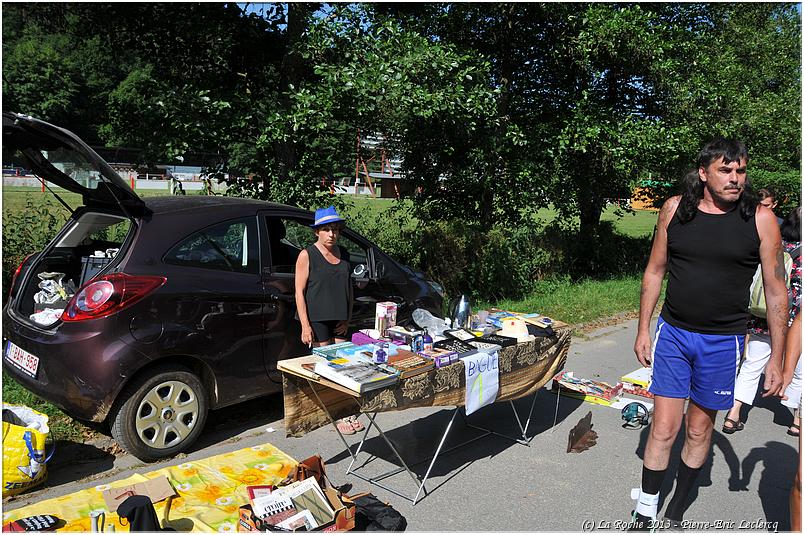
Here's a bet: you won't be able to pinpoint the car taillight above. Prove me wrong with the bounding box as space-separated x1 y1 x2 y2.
8 253 35 300
62 273 166 322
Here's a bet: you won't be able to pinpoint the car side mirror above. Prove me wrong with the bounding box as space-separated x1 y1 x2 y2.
375 261 386 279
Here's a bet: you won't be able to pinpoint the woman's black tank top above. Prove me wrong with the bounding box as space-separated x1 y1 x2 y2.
304 244 351 321
661 207 760 334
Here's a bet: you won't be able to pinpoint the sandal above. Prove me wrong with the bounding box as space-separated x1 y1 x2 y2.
787 423 800 437
722 417 744 434
336 418 356 435
347 415 365 433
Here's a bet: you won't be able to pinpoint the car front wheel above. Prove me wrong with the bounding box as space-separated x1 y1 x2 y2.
111 365 208 462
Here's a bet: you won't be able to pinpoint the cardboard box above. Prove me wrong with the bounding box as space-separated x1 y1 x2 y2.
418 347 459 368
386 326 423 347
374 302 397 335
237 490 355 532
102 475 176 512
238 455 355 532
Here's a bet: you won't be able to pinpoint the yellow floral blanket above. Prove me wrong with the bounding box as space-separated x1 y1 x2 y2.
2 442 297 532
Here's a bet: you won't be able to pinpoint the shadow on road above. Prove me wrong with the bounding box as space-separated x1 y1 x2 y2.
740 440 797 531
322 387 584 502
44 441 116 487
634 407 796 531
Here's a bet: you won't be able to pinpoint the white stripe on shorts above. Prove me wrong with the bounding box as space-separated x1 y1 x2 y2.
648 321 665 389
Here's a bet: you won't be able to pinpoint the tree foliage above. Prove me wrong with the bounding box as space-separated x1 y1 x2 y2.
3 2 800 240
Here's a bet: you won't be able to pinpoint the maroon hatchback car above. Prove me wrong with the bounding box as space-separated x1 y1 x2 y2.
2 112 444 460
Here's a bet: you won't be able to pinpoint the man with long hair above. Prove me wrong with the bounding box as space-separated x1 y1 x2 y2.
629 138 789 529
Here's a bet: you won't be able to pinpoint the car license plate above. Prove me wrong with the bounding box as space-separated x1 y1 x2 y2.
4 341 39 379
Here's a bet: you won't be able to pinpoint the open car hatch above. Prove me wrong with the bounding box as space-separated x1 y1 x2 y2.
3 112 147 216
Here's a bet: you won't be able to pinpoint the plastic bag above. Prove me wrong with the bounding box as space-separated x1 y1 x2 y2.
33 272 74 305
29 309 64 325
412 308 448 336
2 404 54 497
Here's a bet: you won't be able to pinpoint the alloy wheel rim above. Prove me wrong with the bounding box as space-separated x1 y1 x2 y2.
135 380 200 449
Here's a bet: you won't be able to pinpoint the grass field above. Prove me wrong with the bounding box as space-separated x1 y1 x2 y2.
3 186 658 237
2 186 658 440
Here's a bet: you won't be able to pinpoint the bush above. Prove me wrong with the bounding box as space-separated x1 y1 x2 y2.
2 196 66 303
349 201 652 303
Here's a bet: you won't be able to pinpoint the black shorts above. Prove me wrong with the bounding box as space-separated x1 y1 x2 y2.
311 320 341 342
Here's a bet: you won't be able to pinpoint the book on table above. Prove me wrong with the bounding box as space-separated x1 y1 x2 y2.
313 349 399 394
312 341 355 359
433 338 478 356
418 347 460 368
386 349 435 379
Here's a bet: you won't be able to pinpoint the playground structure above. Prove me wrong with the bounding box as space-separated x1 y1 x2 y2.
320 132 412 198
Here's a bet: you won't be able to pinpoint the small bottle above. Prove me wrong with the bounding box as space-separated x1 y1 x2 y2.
373 343 387 364
422 328 433 352
412 333 424 353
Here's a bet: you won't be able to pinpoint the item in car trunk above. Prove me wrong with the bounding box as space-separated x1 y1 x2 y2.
30 308 64 326
80 255 112 286
32 272 75 313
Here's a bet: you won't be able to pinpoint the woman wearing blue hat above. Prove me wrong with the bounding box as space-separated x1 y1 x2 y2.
295 206 364 434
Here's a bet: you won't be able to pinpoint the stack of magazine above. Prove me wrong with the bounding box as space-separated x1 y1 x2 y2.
250 477 335 531
313 344 400 394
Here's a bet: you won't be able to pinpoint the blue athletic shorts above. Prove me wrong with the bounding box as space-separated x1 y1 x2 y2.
649 315 743 410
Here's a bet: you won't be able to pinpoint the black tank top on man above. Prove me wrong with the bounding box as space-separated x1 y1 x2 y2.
303 244 351 322
661 207 760 335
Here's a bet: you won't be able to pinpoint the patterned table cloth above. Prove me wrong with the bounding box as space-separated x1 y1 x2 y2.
282 326 572 437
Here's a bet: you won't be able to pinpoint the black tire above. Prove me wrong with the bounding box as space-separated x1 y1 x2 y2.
110 365 208 462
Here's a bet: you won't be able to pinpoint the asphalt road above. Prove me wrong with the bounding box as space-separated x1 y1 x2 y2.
4 317 799 531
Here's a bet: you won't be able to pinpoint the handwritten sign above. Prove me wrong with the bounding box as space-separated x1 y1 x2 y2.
461 350 499 415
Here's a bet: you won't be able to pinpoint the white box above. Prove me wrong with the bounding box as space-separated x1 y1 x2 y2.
375 302 398 335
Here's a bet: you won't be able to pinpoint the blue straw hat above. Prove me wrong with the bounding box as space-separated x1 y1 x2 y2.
310 205 346 228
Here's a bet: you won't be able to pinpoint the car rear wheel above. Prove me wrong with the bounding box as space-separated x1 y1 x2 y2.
111 365 208 462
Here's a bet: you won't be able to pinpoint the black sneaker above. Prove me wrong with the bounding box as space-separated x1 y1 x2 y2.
628 511 654 532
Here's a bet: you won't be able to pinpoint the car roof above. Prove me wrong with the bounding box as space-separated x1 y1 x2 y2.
143 195 305 215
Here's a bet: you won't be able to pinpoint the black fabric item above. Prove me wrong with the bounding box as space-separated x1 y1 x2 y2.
664 459 703 521
641 465 666 495
3 515 59 532
353 494 407 531
117 495 173 532
303 244 351 322
526 324 556 338
661 207 760 334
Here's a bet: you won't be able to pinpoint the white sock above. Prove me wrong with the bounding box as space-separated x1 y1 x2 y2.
631 487 659 519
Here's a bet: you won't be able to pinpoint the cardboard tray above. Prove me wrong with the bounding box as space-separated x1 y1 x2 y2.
238 455 355 532
238 491 355 532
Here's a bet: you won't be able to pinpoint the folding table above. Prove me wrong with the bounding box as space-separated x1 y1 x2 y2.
279 324 571 504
